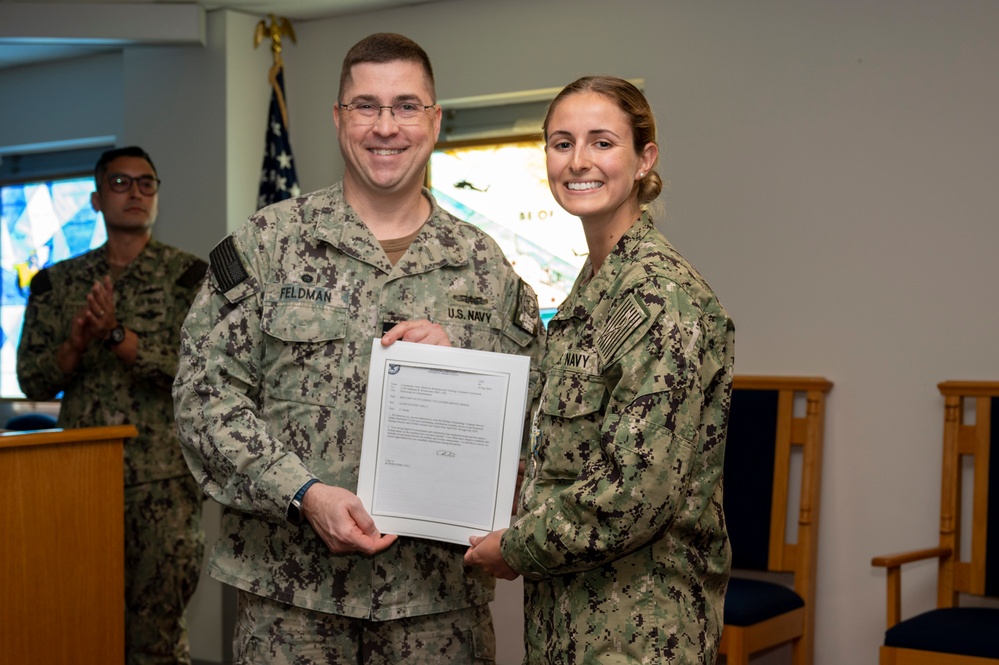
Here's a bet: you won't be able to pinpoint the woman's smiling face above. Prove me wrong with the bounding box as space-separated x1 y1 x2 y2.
544 91 655 226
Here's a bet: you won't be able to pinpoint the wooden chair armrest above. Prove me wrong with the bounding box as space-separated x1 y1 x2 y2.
871 546 951 569
871 547 951 629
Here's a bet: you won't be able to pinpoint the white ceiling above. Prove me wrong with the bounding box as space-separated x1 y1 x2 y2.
0 0 444 69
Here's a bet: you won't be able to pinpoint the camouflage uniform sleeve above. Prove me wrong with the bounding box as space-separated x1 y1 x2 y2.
131 257 208 390
498 276 546 420
172 228 311 522
502 278 716 577
16 269 71 401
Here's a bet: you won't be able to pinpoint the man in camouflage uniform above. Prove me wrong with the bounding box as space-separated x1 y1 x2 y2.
172 33 542 664
17 145 208 665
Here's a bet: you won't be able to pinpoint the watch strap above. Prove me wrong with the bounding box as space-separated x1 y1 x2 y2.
104 324 126 348
288 478 320 525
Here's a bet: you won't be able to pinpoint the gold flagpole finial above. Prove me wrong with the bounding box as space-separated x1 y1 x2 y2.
253 14 296 67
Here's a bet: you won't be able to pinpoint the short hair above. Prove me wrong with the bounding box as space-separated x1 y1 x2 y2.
94 146 157 187
543 76 663 207
338 32 436 102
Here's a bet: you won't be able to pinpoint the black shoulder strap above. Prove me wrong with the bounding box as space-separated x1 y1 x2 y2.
29 269 52 296
176 258 209 289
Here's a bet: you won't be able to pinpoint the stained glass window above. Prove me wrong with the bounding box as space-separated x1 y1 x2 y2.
1 175 106 399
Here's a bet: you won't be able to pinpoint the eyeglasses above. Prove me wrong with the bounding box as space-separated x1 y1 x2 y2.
337 101 437 125
105 173 161 195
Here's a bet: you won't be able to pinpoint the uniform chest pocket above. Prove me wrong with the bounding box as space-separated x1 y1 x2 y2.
435 301 503 350
261 300 348 406
128 289 168 333
539 369 606 419
533 370 607 480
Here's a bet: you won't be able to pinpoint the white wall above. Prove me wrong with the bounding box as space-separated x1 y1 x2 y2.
3 0 999 663
281 1 999 664
0 51 123 150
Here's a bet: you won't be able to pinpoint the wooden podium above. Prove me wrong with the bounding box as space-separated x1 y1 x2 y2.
0 425 137 664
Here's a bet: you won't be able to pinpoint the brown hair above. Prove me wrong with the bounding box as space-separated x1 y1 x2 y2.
338 33 435 102
543 76 662 207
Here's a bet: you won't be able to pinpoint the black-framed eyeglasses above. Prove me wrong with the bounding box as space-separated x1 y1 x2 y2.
337 101 437 125
106 173 161 195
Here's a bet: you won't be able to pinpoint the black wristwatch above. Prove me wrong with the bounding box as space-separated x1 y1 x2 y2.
288 479 320 525
104 324 126 348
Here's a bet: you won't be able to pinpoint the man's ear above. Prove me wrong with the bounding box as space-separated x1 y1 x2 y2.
431 104 443 143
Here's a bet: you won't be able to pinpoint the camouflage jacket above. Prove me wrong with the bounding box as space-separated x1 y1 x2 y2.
500 214 735 664
172 181 544 620
17 239 208 486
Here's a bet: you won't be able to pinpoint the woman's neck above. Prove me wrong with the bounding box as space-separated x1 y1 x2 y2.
580 204 641 274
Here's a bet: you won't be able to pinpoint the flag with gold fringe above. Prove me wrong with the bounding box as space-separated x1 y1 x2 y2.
257 66 300 209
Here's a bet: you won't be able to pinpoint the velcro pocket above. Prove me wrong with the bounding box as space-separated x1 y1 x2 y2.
539 370 606 419
260 297 348 406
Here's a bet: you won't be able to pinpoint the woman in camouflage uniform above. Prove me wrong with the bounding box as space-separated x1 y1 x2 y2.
466 77 735 664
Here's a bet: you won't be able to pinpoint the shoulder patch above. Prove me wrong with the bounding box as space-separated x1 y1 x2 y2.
596 293 649 362
513 279 539 335
29 269 52 296
209 237 250 293
176 258 209 289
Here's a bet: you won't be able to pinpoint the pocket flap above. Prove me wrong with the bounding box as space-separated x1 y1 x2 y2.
262 300 346 342
540 371 606 419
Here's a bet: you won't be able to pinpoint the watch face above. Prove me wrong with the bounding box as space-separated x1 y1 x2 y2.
111 325 126 344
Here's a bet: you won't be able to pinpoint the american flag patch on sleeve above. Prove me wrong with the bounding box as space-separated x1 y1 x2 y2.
209 236 250 293
596 293 648 361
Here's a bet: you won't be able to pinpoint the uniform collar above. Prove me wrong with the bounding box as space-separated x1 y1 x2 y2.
553 213 656 321
96 238 161 282
311 180 469 274
603 213 656 272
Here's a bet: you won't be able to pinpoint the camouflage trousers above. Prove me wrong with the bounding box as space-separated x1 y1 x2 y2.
125 474 205 665
233 590 496 664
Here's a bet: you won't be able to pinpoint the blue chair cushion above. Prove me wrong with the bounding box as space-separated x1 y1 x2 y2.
5 413 58 431
884 607 999 658
724 577 804 626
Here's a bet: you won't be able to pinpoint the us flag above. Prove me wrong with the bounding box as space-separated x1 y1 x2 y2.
257 66 301 209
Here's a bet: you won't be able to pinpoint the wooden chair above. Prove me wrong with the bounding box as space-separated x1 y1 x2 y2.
718 375 833 665
871 381 999 664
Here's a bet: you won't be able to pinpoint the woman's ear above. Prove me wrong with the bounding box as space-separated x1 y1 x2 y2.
639 142 658 176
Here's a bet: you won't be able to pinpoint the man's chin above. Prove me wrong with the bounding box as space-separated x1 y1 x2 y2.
105 222 155 235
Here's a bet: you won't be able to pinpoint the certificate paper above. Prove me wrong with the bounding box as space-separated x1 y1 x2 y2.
357 339 530 545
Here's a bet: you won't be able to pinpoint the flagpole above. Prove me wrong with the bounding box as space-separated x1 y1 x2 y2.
254 14 296 126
